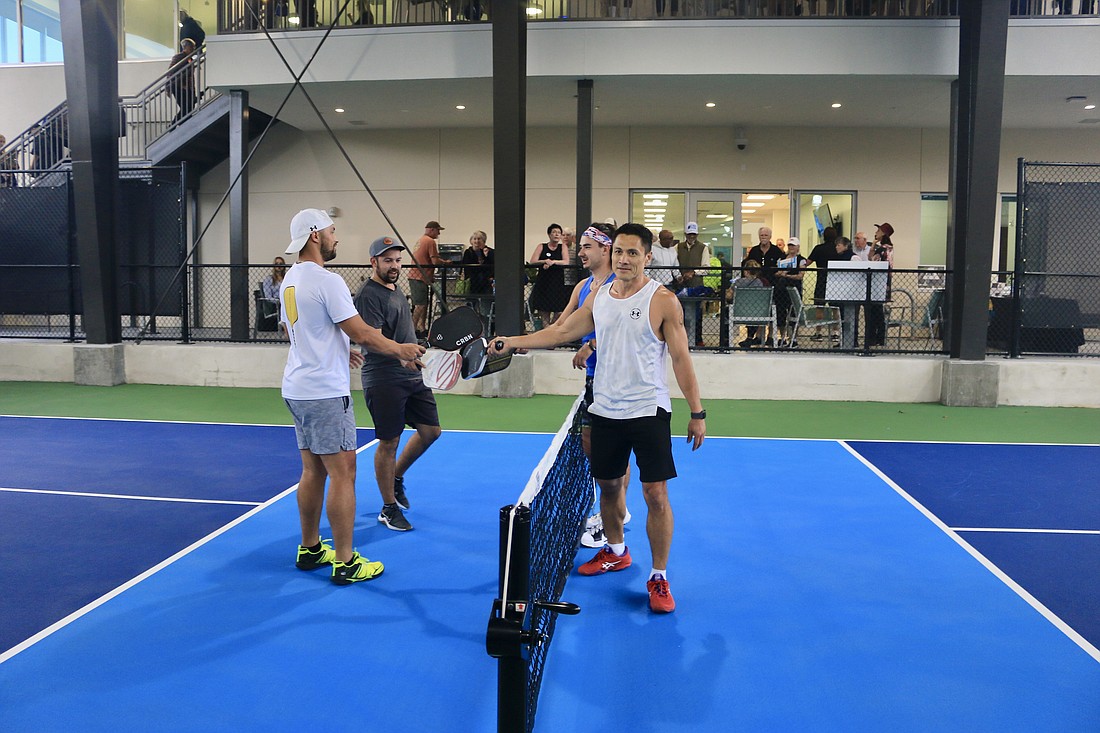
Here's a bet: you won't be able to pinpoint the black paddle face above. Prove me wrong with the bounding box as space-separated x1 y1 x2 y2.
427 306 483 351
460 338 488 379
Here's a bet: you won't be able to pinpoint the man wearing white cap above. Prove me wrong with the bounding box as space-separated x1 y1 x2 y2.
281 209 425 586
676 222 709 347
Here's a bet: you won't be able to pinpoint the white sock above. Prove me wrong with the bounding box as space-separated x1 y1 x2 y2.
608 542 626 556
650 568 666 581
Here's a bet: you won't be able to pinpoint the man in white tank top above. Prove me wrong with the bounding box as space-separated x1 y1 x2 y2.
492 223 706 613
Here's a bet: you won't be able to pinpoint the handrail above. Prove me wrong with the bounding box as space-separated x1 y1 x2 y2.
214 0 1098 33
0 51 216 189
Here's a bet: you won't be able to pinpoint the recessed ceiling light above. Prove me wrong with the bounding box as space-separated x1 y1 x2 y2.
746 194 775 200
334 108 345 113
1086 104 1097 110
643 194 669 199
705 102 716 108
455 105 466 110
831 103 842 108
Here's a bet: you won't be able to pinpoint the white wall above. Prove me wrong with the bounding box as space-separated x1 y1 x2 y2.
0 60 166 141
192 123 1100 271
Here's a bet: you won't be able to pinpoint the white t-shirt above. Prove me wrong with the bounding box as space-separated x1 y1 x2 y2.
648 245 680 285
280 261 359 400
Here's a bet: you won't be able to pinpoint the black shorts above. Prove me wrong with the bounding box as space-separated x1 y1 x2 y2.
364 380 440 441
588 408 677 484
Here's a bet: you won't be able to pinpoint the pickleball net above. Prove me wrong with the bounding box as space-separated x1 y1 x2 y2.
486 394 592 733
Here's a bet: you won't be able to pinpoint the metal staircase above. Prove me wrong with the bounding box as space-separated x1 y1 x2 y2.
0 50 274 186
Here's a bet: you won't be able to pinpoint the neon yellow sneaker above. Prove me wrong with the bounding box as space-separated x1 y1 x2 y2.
295 539 336 570
331 552 385 585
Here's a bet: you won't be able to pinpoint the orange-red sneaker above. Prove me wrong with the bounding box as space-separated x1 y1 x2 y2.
647 577 675 613
577 546 632 576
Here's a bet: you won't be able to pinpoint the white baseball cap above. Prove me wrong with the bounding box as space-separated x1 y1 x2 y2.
287 208 334 254
685 222 699 234
787 237 801 247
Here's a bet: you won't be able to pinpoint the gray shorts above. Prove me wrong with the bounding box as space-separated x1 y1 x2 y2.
285 396 357 455
408 279 429 306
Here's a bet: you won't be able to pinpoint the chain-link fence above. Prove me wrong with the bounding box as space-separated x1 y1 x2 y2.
1010 161 1100 357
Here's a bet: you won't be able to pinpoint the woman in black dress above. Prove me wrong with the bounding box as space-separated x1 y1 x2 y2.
528 222 569 328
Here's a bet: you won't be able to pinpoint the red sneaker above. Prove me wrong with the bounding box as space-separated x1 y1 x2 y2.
578 546 632 576
647 577 675 613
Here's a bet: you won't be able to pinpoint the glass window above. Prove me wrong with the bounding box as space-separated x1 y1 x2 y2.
631 191 686 239
919 194 948 266
21 0 62 63
124 0 175 59
795 192 855 250
738 192 790 262
1 0 19 64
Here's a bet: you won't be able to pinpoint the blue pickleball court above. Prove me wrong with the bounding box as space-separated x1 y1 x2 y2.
0 417 1097 732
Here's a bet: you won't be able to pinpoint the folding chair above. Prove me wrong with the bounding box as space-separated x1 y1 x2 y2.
785 287 841 348
727 286 778 348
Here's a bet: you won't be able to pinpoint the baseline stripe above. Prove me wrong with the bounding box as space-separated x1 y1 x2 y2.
953 527 1100 536
0 486 262 507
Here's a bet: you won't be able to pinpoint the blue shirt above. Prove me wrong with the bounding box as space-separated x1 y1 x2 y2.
578 273 616 377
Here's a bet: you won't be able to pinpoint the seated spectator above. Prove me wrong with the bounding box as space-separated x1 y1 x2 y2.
261 256 287 300
461 230 494 328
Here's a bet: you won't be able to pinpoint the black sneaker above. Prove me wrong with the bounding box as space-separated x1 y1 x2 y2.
378 503 413 532
393 476 410 511
295 538 336 570
331 551 384 585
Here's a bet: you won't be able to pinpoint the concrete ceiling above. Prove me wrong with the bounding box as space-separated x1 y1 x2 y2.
232 74 1100 131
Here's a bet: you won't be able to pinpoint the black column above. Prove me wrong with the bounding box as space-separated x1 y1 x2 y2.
575 80 594 234
229 90 250 340
946 0 1010 360
60 0 120 344
492 3 526 337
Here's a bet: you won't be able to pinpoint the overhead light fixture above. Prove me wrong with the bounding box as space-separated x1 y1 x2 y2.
1087 104 1097 110
642 193 669 199
526 2 543 16
288 15 300 25
831 103 842 108
705 102 716 108
456 105 466 110
334 108 345 113
705 214 727 219
745 194 775 200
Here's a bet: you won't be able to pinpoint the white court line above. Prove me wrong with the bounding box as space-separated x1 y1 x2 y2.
0 413 298 428
953 527 1100 536
839 439 1100 665
0 486 262 507
0 437 380 665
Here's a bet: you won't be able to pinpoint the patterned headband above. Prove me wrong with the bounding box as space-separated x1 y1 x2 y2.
582 226 612 247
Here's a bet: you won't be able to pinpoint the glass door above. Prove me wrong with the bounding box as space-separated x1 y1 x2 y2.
689 192 740 268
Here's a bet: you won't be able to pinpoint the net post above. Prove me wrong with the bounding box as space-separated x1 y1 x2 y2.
487 504 531 733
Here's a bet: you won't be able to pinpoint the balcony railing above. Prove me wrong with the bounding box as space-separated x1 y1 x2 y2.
216 0 1098 33
0 51 216 188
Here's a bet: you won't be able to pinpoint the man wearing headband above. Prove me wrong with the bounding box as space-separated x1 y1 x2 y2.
542 223 633 547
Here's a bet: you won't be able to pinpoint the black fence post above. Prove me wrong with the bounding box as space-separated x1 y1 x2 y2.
179 163 191 343
488 504 531 733
1009 158 1026 358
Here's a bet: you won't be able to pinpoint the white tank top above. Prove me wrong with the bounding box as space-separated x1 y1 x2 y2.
589 278 671 420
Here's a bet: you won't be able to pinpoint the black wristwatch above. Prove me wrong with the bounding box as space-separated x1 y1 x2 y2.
691 410 706 420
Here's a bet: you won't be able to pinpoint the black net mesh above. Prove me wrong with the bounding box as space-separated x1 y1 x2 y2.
517 401 592 733
1013 162 1100 356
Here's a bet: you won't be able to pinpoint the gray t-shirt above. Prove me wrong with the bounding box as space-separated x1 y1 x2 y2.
353 278 421 388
